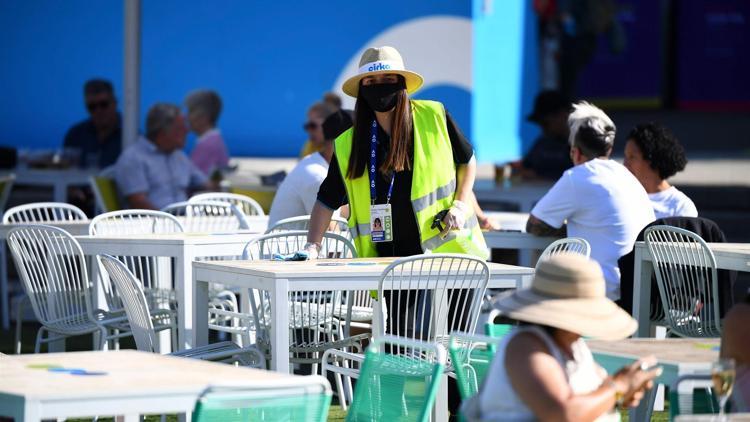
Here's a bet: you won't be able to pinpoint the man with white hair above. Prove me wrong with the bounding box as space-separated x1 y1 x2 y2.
526 102 655 300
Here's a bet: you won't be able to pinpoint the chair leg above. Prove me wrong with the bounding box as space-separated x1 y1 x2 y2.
98 327 108 350
34 327 47 353
14 300 24 354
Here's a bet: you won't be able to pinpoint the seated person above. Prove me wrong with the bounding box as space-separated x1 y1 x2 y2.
721 293 750 412
515 90 572 180
269 109 351 226
527 102 655 300
299 101 337 158
185 89 229 177
462 254 659 421
114 103 208 210
63 78 123 169
623 123 697 219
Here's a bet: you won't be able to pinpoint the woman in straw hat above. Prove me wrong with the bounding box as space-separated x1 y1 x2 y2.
303 46 487 260
463 253 661 421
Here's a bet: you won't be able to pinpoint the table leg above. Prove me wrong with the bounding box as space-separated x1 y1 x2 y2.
270 278 290 373
1 240 9 330
53 182 66 203
432 373 449 422
193 273 209 348
520 274 534 289
633 247 653 338
177 250 195 351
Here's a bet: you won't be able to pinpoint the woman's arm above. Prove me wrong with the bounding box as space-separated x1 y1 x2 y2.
454 155 477 205
307 200 335 247
505 333 628 422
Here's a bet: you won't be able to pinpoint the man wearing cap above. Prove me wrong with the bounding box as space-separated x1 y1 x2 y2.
518 90 572 180
526 102 655 300
269 109 353 226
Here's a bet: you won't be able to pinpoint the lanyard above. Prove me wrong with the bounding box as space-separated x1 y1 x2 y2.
369 119 395 205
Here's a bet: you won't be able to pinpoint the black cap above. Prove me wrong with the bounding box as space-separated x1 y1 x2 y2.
527 90 571 123
323 109 353 141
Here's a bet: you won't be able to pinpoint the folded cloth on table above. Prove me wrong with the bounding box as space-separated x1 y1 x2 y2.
272 251 309 261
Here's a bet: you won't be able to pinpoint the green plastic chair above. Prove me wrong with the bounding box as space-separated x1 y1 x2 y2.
448 333 502 401
484 309 514 338
345 336 447 422
89 175 123 213
193 376 332 422
669 374 719 420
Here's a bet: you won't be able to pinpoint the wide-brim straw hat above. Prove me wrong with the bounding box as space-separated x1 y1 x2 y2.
492 253 637 341
342 46 424 98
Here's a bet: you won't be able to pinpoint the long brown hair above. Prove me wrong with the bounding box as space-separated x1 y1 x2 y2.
346 80 413 180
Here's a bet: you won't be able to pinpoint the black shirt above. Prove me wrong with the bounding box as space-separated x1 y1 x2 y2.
521 135 571 180
317 111 473 257
63 115 123 168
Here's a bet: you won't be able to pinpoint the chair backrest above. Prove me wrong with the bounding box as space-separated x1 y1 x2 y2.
193 376 332 422
377 254 490 348
644 225 721 337
669 374 718 418
89 210 184 235
162 200 249 232
243 230 356 260
2 202 86 223
190 192 265 217
98 254 158 353
0 173 15 216
346 336 446 422
229 187 274 215
266 215 352 240
6 225 95 328
537 237 590 265
448 333 502 400
89 175 123 213
89 210 184 311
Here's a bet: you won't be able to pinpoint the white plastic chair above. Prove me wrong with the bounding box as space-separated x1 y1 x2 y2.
99 254 264 367
3 203 88 353
7 225 128 352
537 237 591 266
644 225 722 338
162 200 249 233
242 231 369 372
190 192 265 217
322 253 490 408
266 215 352 241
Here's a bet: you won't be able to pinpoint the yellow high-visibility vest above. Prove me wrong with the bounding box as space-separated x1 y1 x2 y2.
334 100 488 259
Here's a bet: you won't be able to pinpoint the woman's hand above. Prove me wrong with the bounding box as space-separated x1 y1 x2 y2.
611 356 662 408
442 200 469 235
478 214 501 230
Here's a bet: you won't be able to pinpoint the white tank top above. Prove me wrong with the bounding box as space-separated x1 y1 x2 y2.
462 326 619 422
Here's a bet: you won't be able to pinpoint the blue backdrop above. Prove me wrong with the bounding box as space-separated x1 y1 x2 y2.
1 0 485 157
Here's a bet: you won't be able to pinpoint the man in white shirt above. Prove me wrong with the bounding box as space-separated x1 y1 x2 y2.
527 102 655 300
268 109 352 226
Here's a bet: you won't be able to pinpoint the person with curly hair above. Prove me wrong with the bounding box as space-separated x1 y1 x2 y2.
623 123 697 219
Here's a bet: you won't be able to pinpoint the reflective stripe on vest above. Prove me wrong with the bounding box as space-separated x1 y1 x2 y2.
334 99 488 260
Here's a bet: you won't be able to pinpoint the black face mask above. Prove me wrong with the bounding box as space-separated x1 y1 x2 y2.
359 79 406 112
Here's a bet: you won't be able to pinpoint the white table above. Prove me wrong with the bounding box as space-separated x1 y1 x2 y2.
0 221 91 330
474 180 553 212
0 349 292 422
633 242 750 337
192 258 535 373
7 168 97 203
482 212 559 267
589 338 719 421
76 232 262 350
192 257 534 422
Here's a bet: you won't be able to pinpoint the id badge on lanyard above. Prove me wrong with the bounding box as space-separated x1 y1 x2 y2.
369 119 395 243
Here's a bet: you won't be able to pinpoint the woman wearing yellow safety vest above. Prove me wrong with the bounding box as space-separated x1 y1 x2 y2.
304 46 487 260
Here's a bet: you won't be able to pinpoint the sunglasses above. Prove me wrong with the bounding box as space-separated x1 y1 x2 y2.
303 121 319 130
87 100 111 112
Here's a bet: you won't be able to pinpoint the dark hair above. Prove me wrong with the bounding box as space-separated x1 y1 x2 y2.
346 76 412 179
574 119 615 158
84 79 114 97
627 123 687 180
